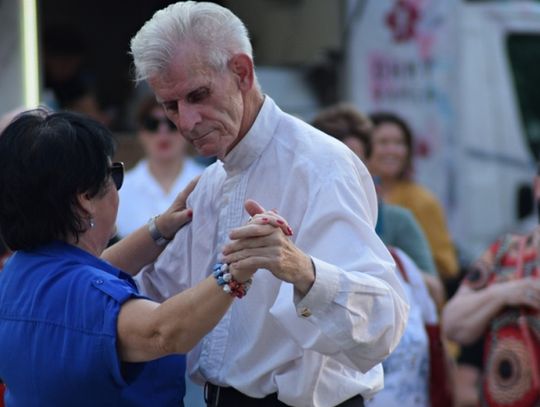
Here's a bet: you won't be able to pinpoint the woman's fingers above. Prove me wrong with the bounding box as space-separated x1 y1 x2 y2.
244 200 293 235
506 278 540 310
224 227 283 255
248 213 292 236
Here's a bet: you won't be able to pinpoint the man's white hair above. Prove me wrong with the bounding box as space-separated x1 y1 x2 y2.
130 1 253 83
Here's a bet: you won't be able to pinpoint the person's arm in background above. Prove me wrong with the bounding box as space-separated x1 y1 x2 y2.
443 275 540 345
102 177 198 275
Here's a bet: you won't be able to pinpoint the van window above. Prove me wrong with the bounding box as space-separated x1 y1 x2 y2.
507 34 540 161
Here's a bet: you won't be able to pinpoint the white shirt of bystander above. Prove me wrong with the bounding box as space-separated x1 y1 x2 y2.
116 157 204 237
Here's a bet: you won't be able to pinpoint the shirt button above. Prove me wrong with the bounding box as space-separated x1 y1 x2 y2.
300 307 312 318
95 279 103 285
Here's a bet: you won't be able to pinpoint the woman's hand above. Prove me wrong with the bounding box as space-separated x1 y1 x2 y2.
498 277 540 310
444 276 540 345
155 176 199 239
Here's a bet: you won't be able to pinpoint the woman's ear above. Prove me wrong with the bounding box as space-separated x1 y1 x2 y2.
228 53 254 92
77 191 94 220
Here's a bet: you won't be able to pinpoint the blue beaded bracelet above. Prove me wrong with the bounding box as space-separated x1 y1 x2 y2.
213 263 252 298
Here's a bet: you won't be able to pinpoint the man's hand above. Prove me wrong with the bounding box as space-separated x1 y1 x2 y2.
222 199 315 296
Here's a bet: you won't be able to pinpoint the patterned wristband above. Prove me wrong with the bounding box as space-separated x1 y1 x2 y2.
212 263 252 299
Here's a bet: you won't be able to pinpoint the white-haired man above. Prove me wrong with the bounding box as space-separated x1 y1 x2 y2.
131 2 408 407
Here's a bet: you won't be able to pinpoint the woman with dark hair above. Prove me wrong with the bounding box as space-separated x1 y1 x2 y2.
368 112 458 280
0 109 289 406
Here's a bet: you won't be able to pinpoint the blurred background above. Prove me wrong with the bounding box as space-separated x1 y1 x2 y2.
2 0 540 267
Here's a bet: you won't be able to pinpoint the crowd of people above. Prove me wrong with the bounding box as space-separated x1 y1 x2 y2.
0 2 539 407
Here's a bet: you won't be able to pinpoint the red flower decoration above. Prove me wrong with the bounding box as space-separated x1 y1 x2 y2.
385 0 420 43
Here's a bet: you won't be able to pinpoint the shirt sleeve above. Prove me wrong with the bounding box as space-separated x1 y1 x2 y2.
269 167 409 374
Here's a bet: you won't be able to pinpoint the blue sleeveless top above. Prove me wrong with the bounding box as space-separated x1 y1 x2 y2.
0 241 185 406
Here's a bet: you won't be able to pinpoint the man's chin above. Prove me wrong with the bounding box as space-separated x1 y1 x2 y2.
193 143 220 158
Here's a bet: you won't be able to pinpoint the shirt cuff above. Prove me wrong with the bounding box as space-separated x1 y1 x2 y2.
295 257 340 318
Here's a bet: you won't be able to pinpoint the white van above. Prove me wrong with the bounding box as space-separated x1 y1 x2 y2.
346 0 540 262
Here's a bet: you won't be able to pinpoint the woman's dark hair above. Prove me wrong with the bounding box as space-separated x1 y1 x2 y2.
369 112 415 179
0 109 116 250
311 103 373 157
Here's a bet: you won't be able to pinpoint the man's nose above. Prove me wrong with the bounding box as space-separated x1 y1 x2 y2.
176 103 201 134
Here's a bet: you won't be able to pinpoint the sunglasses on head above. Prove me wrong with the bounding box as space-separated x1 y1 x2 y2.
110 162 124 190
142 116 176 132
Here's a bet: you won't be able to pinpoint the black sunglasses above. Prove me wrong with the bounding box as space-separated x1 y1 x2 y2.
142 116 176 132
110 162 124 190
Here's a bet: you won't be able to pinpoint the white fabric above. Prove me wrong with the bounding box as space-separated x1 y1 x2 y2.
367 248 435 407
135 96 409 407
116 157 204 237
397 249 438 325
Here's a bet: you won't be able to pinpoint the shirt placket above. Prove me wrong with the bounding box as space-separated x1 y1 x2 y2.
199 169 249 383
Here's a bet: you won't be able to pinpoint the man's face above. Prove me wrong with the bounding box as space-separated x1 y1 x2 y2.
148 47 246 160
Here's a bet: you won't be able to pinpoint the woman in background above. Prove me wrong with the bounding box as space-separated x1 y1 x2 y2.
368 112 458 281
116 95 204 237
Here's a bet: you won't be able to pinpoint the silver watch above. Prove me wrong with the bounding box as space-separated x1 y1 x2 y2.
148 216 171 246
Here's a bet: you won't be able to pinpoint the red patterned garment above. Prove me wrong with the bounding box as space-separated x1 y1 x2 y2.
464 231 540 407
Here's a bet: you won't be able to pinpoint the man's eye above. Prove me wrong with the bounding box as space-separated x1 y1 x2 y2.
188 88 209 103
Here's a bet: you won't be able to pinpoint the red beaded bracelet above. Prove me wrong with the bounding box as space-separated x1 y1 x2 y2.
212 263 252 299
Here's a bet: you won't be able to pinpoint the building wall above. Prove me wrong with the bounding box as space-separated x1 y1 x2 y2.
228 0 342 65
0 1 24 115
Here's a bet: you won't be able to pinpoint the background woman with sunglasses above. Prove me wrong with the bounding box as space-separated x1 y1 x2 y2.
116 95 204 238
0 110 290 406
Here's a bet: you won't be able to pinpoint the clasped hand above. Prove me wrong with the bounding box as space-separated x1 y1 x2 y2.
222 200 315 296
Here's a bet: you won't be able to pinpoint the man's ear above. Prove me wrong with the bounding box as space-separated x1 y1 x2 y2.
228 54 254 92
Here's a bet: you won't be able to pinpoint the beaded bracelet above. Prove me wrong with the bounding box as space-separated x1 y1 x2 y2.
212 263 252 299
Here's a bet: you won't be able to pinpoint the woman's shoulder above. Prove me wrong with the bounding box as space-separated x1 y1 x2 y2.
381 204 420 234
395 181 436 198
392 181 443 210
382 202 415 220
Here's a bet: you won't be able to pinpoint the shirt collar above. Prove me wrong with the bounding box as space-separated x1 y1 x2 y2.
221 96 278 175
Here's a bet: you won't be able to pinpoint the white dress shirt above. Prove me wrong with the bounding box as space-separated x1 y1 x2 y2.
136 96 409 407
116 157 204 237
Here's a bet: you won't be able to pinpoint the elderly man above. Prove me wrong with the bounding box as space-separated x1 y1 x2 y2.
131 2 408 407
